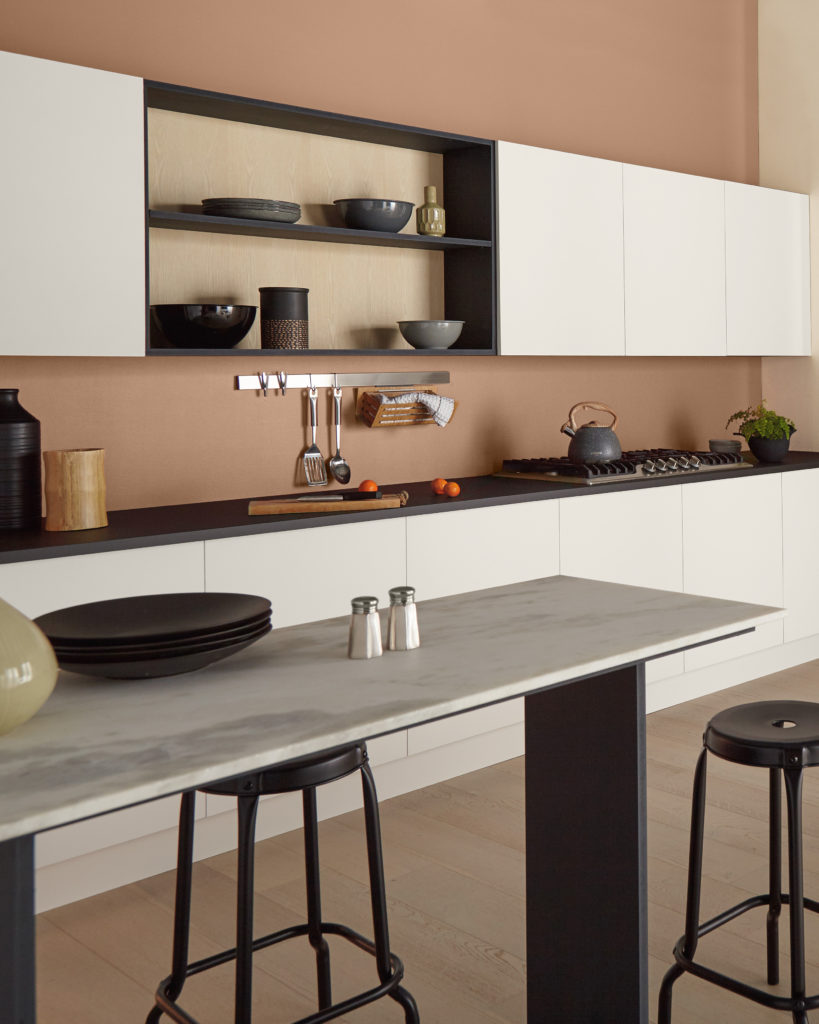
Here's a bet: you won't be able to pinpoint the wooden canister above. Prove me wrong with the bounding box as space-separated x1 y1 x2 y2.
43 449 108 531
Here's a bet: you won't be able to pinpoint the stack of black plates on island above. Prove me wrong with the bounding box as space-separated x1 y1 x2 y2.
201 197 301 223
34 593 272 679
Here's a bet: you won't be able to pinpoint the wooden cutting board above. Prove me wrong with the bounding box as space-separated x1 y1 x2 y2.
249 492 408 516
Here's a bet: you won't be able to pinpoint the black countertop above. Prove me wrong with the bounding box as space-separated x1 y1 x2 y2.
4 451 819 565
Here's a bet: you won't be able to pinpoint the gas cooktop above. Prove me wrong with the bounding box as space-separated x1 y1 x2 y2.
498 449 751 486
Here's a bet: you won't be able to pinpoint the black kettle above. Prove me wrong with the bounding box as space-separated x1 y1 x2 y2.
560 401 622 464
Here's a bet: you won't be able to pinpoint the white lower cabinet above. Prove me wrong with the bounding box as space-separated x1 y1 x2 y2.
558 486 684 681
204 519 405 628
405 501 559 750
0 542 205 620
3 542 207 892
782 469 819 642
682 475 784 670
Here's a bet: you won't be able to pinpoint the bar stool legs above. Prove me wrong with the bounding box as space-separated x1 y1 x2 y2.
659 750 818 1022
303 787 332 1010
147 746 419 1024
360 761 419 1023
768 767 782 987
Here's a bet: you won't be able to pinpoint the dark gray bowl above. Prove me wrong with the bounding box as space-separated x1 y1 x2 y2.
150 305 257 349
334 199 413 233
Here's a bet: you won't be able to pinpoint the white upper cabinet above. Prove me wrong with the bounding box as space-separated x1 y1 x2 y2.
623 165 726 356
0 51 145 356
725 182 810 355
497 142 625 355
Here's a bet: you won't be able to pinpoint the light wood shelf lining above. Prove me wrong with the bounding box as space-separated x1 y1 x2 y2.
148 109 447 351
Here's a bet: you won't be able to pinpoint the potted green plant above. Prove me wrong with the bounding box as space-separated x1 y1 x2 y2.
725 401 796 463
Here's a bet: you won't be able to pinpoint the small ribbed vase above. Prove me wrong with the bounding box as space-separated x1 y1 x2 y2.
416 185 446 237
0 388 42 531
0 597 58 736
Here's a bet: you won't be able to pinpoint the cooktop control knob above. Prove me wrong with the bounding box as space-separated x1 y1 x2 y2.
655 459 668 472
643 460 657 474
665 457 678 471
689 455 701 469
676 455 690 469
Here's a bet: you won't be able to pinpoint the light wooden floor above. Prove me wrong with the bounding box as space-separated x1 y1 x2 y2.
37 660 819 1023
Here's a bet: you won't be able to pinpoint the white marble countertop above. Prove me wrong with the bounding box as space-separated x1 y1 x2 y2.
0 575 782 842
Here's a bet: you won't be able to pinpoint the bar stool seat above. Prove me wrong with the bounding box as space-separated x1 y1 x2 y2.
659 700 819 1024
147 742 419 1024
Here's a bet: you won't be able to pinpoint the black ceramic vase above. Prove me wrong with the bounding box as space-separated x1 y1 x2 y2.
259 287 309 349
0 388 42 530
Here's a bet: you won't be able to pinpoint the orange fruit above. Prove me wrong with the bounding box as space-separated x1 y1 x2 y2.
431 477 448 494
443 480 461 497
358 479 378 492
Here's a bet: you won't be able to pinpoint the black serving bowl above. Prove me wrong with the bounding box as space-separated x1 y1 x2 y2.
333 199 413 233
150 304 257 349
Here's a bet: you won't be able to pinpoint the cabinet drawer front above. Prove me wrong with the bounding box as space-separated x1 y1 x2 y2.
406 500 559 601
558 486 684 682
204 518 405 628
682 475 784 670
0 543 205 620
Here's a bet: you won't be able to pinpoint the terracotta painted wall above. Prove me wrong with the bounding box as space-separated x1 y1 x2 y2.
1 0 761 509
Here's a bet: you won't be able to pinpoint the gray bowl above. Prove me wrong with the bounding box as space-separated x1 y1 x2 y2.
334 199 413 232
709 439 742 454
397 320 465 349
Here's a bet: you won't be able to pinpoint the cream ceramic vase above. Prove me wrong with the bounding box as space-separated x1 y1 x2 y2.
0 597 58 736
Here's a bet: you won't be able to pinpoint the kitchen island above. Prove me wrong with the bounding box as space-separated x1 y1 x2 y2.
0 575 782 1023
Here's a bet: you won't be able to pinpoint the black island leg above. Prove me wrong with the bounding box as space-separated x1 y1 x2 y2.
525 663 647 1024
0 834 36 1024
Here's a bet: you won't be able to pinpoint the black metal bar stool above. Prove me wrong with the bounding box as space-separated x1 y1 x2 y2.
659 700 819 1024
146 742 419 1024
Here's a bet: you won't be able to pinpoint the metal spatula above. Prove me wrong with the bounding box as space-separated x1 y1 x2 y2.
303 387 327 486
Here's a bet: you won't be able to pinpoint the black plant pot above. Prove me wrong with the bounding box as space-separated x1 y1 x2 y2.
748 433 793 463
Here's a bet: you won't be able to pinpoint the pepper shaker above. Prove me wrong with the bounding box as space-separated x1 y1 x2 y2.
387 586 420 651
348 596 382 659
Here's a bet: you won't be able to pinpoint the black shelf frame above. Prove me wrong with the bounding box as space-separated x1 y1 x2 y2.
144 81 497 357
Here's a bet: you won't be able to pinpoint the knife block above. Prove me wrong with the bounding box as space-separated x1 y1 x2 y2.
43 448 108 531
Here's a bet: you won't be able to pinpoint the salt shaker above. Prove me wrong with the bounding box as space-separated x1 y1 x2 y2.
348 596 382 659
387 586 420 651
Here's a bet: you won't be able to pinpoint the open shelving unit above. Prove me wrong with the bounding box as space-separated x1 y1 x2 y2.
144 81 497 357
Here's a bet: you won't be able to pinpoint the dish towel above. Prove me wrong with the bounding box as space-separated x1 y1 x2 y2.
377 391 455 427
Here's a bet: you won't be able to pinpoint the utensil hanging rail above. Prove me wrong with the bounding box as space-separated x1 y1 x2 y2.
236 371 450 395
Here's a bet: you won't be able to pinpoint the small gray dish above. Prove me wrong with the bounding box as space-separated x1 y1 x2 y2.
397 320 465 349
709 438 742 454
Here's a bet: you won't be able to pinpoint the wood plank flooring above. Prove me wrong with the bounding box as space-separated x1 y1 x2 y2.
37 660 819 1022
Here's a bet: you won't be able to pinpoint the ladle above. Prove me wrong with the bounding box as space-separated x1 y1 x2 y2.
328 386 351 484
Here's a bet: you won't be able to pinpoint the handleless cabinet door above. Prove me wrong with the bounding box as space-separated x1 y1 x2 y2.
726 182 810 355
623 164 725 356
782 469 819 642
0 50 145 356
405 500 559 752
204 518 405 629
497 141 625 355
0 542 205 619
682 475 783 670
558 486 684 682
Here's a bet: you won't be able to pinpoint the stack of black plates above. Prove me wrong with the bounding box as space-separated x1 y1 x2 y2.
35 593 272 679
201 198 301 223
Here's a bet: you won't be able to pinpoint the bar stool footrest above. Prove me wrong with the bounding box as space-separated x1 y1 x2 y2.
671 892 819 1014
153 921 407 1024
